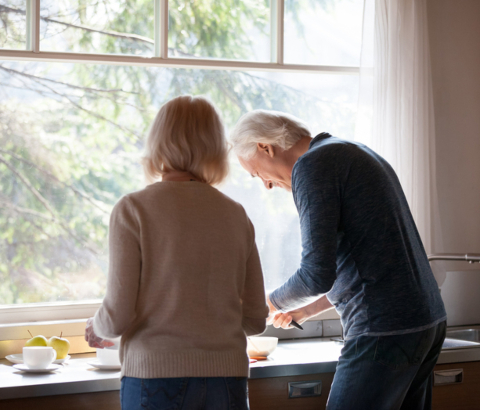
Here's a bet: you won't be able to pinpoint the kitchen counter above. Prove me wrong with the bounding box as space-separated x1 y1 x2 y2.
2 337 480 401
0 353 119 400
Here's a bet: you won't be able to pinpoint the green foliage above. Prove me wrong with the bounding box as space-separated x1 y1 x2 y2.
0 0 27 50
0 0 357 304
169 0 269 59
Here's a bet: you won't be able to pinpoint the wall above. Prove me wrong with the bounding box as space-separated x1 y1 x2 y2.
427 0 480 325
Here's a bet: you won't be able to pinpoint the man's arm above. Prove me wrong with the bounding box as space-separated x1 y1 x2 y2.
269 147 343 312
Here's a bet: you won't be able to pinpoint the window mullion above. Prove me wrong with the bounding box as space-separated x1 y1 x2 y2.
26 0 40 53
155 0 168 58
270 0 284 64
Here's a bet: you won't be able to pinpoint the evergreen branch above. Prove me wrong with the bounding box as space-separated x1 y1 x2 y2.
0 148 110 215
0 65 137 95
0 7 195 58
0 5 153 45
0 199 54 221
28 77 142 141
0 71 147 113
0 153 98 254
0 153 57 217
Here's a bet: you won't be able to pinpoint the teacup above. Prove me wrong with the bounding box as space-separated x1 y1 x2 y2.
96 347 121 366
23 346 57 369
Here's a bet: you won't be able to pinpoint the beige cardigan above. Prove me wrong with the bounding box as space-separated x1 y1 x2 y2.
93 181 269 379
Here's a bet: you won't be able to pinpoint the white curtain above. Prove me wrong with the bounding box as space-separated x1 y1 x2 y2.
355 0 442 267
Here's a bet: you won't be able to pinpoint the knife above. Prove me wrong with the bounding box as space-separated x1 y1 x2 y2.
290 320 304 330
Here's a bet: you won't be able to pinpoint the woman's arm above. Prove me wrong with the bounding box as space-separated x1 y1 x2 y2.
92 197 142 340
270 294 334 329
241 221 269 336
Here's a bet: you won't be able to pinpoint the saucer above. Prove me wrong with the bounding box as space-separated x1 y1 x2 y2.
13 364 62 373
6 354 71 365
87 360 121 370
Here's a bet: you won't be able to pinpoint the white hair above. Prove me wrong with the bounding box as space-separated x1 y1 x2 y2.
229 110 311 159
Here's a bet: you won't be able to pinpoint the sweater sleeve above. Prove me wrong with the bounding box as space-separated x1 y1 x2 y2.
93 196 141 339
269 148 342 312
241 219 269 336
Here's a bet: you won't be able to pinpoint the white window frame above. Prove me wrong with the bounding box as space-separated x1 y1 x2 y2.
0 0 349 327
1 0 359 73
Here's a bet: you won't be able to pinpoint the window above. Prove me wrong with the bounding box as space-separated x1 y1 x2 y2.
0 0 365 322
0 1 27 50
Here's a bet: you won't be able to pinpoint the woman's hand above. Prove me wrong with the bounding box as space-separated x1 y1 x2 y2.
84 317 115 349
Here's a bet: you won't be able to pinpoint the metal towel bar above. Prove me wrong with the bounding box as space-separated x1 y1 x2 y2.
428 253 480 263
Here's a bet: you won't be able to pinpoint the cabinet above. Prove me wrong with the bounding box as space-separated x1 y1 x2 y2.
0 391 120 410
248 361 480 410
2 361 478 409
248 372 335 410
432 361 480 410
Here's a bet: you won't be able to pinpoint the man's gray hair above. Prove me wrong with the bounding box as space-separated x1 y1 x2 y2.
230 110 311 159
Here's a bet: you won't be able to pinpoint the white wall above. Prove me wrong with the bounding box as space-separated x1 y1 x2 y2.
427 0 480 325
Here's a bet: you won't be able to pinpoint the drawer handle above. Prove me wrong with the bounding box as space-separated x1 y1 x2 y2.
434 369 463 386
288 380 322 398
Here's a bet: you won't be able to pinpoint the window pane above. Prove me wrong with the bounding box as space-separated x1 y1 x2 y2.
0 0 27 50
0 60 358 305
284 0 364 66
168 0 271 61
39 0 154 56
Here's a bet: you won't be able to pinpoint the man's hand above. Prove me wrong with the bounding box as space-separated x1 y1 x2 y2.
271 307 310 329
266 295 278 325
270 295 334 329
84 317 115 349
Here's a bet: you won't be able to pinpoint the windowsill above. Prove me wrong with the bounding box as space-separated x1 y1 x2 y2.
0 320 95 359
0 309 341 359
0 301 101 325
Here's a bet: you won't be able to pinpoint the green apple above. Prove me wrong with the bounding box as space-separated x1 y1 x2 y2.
25 330 48 347
47 332 70 359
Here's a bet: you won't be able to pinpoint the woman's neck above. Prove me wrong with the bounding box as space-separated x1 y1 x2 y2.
162 170 203 182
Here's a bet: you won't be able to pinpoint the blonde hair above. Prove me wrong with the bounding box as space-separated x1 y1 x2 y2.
143 95 229 185
230 110 310 159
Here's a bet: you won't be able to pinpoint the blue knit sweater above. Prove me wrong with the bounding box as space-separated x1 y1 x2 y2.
270 133 446 339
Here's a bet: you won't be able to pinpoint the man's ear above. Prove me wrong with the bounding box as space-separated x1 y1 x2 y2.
257 143 275 158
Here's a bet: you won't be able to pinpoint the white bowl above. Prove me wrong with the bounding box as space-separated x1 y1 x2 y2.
247 337 278 357
96 347 120 366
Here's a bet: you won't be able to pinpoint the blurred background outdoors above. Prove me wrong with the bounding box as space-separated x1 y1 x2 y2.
0 0 363 305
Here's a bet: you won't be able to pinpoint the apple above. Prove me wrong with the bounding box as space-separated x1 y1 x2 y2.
25 330 48 347
47 332 70 359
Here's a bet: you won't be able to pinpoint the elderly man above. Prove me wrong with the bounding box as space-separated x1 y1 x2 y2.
230 110 446 410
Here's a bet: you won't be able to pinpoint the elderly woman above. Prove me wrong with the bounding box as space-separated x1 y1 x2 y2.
85 96 269 409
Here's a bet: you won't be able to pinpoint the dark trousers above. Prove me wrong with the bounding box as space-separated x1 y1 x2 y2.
120 376 249 410
327 321 447 410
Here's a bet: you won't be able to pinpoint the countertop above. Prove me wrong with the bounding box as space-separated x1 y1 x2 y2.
1 337 480 401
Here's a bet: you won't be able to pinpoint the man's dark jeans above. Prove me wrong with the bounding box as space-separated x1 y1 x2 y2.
327 321 447 410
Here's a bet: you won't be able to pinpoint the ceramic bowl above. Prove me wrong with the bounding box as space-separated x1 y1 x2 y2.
247 336 278 357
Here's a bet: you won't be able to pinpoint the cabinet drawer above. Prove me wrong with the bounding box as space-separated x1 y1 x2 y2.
0 391 120 410
433 361 480 410
249 373 335 410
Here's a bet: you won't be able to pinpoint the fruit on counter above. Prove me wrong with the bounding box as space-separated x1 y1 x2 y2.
47 332 71 359
25 330 48 347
